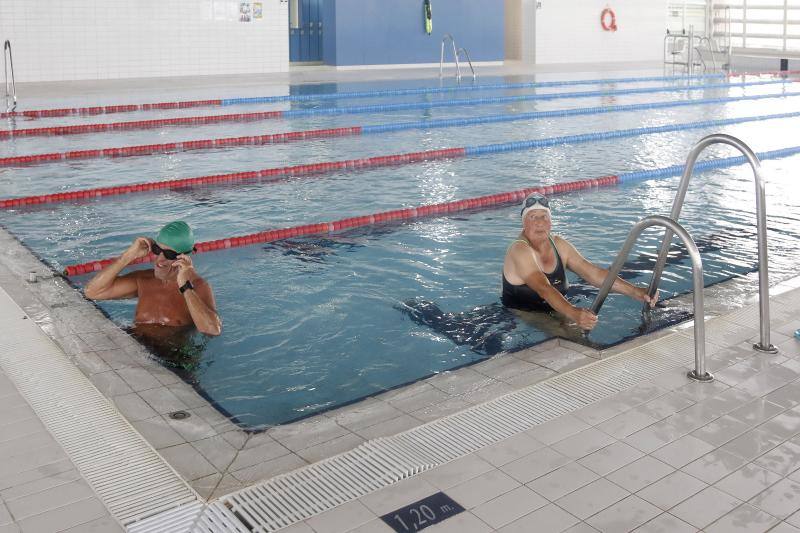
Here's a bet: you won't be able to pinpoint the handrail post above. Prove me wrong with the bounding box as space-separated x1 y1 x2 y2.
456 47 476 81
3 40 16 113
439 34 461 81
643 134 777 354
590 216 712 382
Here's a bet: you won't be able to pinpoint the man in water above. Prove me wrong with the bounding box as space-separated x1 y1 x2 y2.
502 193 657 330
85 221 222 336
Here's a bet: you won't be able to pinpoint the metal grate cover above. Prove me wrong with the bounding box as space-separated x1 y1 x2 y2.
0 287 198 526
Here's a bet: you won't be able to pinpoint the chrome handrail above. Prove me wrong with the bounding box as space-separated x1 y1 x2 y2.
644 134 776 354
4 40 16 113
456 47 476 81
590 215 713 382
439 33 461 81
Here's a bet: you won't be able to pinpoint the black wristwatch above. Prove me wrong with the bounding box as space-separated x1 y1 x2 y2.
179 280 195 294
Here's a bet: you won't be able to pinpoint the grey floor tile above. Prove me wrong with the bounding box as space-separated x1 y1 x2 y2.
551 428 617 460
651 434 715 469
500 446 571 484
671 486 742 529
681 448 749 484
447 470 521 510
15 497 108 533
359 476 440 516
606 456 675 493
631 513 697 533
130 416 186 449
475 432 544 468
555 478 629 520
585 495 661 533
749 478 800 519
305 500 376 533
704 503 780 533
754 441 800 477
526 463 598 501
159 443 218 481
597 408 658 440
690 415 751 448
636 470 708 511
421 455 495 490
714 463 782 502
496 503 579 533
471 486 548 530
295 432 365 463
526 415 590 446
230 453 307 486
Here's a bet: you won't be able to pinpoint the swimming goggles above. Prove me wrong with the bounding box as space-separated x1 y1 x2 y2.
151 242 192 260
520 194 551 217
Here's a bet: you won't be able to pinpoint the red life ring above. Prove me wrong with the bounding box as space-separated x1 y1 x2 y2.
601 8 617 32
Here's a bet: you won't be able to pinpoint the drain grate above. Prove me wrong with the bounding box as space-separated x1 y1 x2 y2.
211 330 699 532
0 287 198 526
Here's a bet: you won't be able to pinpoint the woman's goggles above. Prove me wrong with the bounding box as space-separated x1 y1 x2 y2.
520 194 551 217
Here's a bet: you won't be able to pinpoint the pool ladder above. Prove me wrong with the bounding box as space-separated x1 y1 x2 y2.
4 40 16 113
592 134 778 382
439 34 476 82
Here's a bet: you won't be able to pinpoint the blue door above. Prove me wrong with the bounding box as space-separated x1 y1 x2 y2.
289 0 323 62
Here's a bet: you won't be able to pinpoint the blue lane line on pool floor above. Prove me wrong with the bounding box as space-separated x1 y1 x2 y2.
277 78 797 119
220 72 729 105
362 90 800 135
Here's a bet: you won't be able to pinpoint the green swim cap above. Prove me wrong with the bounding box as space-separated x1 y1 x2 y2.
156 221 195 254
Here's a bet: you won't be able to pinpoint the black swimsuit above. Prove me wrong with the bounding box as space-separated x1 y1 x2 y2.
502 236 569 312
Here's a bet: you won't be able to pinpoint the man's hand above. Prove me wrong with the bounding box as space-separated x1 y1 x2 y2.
174 255 196 287
121 237 152 263
571 307 598 330
633 287 658 308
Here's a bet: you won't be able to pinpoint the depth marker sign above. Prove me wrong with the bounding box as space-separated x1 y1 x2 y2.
381 492 465 532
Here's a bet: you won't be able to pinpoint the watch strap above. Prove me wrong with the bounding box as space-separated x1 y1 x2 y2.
179 280 195 294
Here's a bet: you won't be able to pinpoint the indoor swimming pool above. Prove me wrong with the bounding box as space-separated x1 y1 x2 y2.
1 71 799 428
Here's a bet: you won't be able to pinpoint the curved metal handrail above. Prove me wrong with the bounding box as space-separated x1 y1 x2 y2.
590 215 713 382
644 134 776 354
456 47 476 81
439 33 461 81
4 40 16 113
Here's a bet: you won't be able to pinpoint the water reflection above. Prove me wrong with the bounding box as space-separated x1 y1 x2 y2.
127 323 209 382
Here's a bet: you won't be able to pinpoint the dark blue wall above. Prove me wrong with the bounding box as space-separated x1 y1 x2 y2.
322 0 504 66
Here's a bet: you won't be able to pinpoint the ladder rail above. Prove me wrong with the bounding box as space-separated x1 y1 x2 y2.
4 40 16 113
456 47 476 81
643 133 776 354
439 33 461 81
590 215 713 382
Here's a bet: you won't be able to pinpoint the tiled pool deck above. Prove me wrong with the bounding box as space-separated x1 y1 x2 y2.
3 63 800 532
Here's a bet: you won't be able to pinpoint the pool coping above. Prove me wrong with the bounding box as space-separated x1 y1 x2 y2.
0 215 794 510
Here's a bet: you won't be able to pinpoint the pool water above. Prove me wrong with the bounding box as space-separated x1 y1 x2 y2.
1 72 800 428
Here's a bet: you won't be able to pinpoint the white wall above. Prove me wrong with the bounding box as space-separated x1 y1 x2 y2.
0 0 289 83
535 0 667 64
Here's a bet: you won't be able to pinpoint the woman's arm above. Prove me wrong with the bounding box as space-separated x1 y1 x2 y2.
557 237 657 307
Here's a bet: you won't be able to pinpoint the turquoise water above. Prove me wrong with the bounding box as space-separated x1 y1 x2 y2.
1 72 800 428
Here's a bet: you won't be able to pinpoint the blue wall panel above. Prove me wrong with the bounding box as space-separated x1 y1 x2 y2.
322 0 504 66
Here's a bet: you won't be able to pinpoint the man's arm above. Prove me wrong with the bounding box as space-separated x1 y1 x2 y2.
84 237 149 300
509 243 598 330
174 256 222 336
182 281 222 336
557 237 657 307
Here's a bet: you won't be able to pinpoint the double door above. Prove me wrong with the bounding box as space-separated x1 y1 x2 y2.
289 0 323 62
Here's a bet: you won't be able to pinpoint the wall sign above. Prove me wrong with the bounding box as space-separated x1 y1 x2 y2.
380 492 465 532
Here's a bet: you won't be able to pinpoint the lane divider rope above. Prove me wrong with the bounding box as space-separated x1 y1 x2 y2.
0 77 795 139
62 143 800 277
4 89 800 167
3 109 800 210
5 70 799 120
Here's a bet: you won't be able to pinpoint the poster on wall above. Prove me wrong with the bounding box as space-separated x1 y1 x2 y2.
253 2 263 19
240 2 252 22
